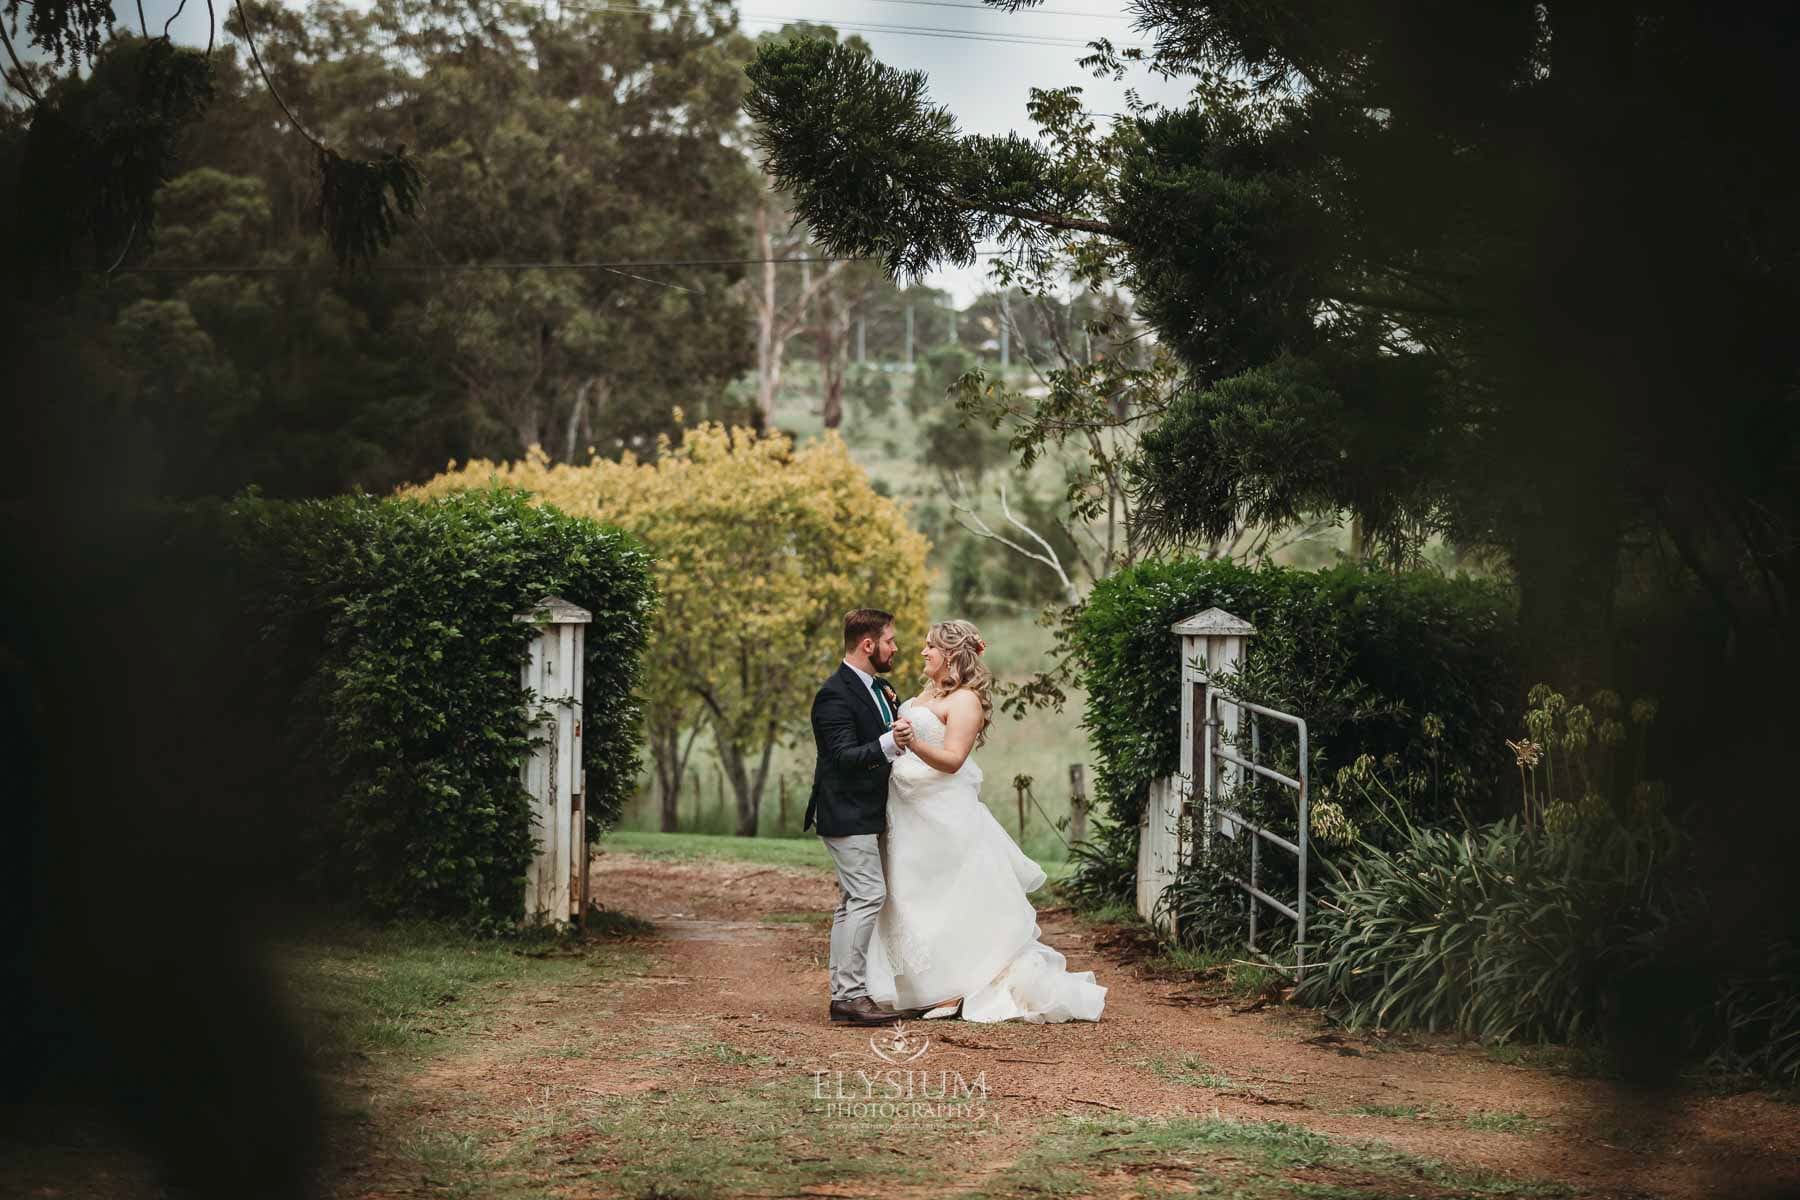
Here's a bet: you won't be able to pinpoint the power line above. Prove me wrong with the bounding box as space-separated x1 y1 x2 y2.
858 0 1129 20
733 13 1113 47
558 1 1134 48
93 251 1013 276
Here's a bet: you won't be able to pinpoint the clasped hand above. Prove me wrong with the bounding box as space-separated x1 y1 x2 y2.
891 717 914 751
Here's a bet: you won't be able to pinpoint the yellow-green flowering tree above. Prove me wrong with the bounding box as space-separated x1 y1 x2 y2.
411 425 931 835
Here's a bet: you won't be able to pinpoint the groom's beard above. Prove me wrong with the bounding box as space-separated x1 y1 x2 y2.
871 649 896 673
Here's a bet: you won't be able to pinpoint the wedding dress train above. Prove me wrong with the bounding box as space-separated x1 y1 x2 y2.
864 698 1107 1023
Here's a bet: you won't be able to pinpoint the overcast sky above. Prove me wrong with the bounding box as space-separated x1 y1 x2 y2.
21 0 1189 302
733 0 1188 300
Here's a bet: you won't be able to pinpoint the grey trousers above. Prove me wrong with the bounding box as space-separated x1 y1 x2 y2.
821 831 887 1000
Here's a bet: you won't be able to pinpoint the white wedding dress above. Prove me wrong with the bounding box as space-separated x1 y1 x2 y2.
864 698 1107 1023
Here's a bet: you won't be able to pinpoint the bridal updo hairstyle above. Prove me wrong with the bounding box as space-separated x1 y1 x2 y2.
926 619 994 746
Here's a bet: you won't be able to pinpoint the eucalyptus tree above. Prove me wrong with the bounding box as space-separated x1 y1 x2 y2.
10 0 765 497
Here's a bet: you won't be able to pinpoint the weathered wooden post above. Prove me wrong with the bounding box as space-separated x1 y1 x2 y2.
1172 608 1256 861
515 595 590 927
1139 608 1257 935
1068 763 1088 844
1136 775 1180 935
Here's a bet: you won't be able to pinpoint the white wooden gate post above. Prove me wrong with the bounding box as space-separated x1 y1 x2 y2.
1171 609 1256 863
515 595 591 926
1137 608 1256 935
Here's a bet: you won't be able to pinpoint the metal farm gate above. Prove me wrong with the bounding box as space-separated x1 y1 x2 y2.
1197 684 1312 981
1139 609 1313 981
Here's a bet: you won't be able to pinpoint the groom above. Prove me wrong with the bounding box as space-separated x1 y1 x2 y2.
805 609 916 1027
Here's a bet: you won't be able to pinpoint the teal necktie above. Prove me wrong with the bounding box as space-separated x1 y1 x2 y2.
870 680 893 726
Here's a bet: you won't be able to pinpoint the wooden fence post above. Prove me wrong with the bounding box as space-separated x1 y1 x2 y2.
1069 763 1088 844
514 595 591 928
1170 608 1257 864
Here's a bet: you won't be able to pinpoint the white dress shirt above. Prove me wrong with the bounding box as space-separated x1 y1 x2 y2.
843 658 901 761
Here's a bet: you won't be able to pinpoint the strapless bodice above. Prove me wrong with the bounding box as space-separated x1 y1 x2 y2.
899 697 948 748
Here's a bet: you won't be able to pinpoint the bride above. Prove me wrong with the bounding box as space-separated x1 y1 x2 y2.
865 619 1107 1023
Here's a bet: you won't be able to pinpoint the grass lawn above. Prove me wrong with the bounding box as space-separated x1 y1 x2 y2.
980 1113 1568 1199
599 828 837 870
277 921 649 1068
598 828 1076 892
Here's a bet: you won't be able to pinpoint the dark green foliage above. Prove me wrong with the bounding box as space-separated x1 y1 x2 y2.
844 365 893 422
908 344 976 419
17 36 213 272
1149 841 1276 956
1073 558 1518 836
215 489 654 928
746 37 1102 280
923 410 1012 488
745 5 1800 706
745 38 981 278
5 0 109 65
1294 801 1688 1046
1 495 331 1196
316 145 423 267
1291 788 1800 1085
1291 761 1798 1085
1131 350 1449 562
1712 942 1800 1085
2 1 763 500
947 537 987 618
1056 819 1137 913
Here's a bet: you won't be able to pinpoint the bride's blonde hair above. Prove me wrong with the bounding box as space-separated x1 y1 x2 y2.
926 619 993 747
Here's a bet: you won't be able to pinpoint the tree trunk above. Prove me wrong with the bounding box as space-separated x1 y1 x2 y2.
753 202 784 435
717 723 779 837
514 404 543 457
650 719 704 833
564 377 604 463
655 727 682 833
818 292 850 430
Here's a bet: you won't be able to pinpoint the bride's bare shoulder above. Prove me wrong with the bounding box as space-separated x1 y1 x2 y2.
942 688 983 719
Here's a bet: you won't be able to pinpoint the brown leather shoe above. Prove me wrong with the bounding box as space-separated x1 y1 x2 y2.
829 996 901 1025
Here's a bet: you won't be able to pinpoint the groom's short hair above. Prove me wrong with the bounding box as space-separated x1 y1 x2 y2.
843 608 894 650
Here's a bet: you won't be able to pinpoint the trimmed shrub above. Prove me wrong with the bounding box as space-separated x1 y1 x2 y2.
1067 558 1518 931
208 489 653 928
1075 558 1517 829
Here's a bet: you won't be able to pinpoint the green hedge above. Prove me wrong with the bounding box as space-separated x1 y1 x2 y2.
1073 558 1519 852
203 489 654 928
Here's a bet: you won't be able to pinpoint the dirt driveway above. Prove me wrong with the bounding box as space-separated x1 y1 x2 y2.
346 850 1798 1200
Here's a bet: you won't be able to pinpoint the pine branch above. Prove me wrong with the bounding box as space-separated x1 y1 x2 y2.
0 18 41 103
